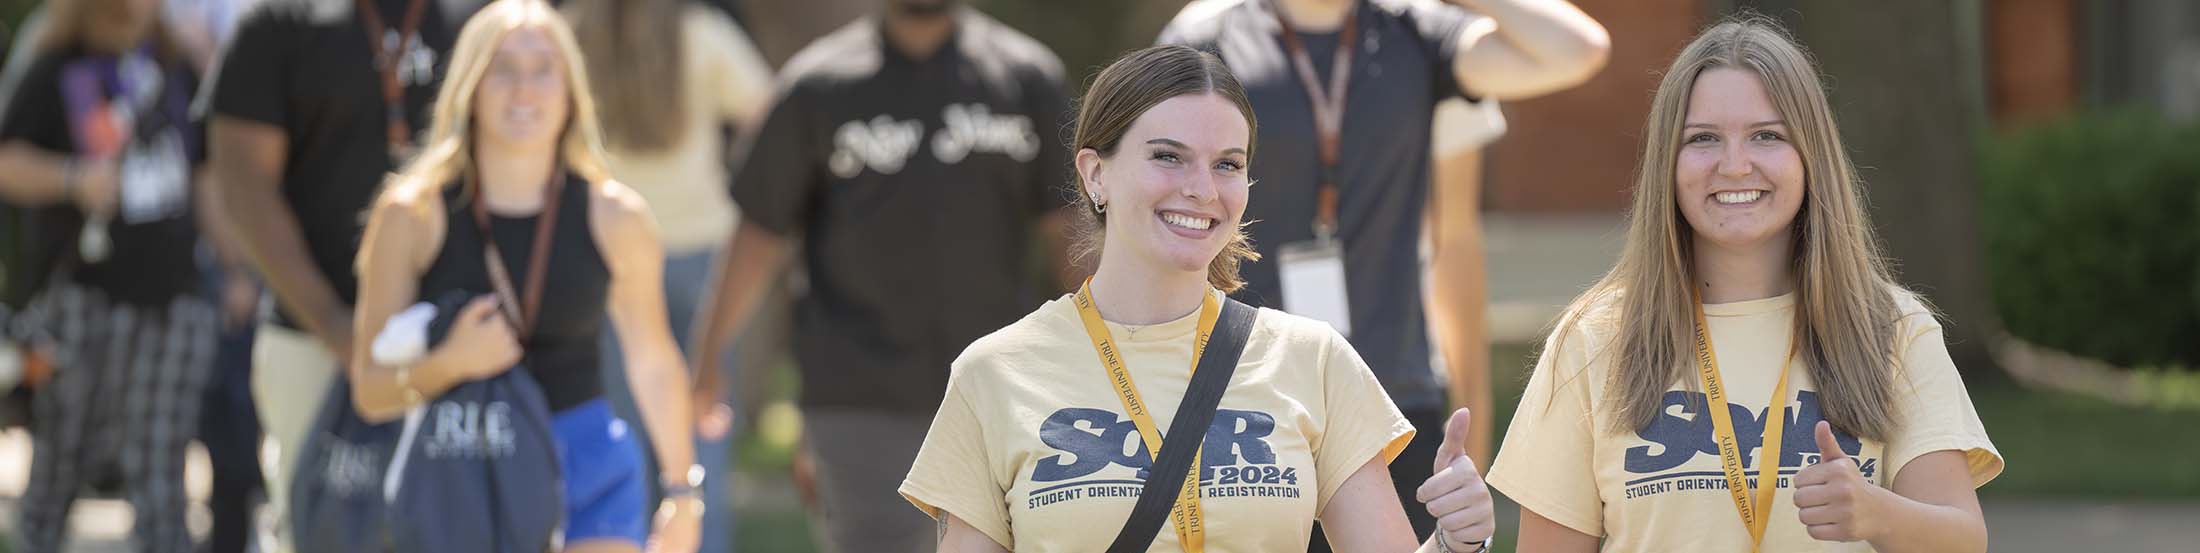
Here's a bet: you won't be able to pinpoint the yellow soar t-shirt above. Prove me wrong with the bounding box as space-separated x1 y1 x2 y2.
1488 291 2003 552
901 290 1415 551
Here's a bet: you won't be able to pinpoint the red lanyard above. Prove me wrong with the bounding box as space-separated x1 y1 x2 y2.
1271 0 1359 238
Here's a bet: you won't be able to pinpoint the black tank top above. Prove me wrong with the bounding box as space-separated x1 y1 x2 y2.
416 173 609 412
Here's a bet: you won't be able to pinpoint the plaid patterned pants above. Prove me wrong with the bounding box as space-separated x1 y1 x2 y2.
12 282 218 553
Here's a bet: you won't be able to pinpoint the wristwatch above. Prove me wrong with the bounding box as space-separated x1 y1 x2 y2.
662 464 706 498
659 464 708 517
1435 534 1492 553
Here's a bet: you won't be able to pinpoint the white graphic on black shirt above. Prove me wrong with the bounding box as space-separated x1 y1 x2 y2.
382 29 437 88
826 105 1040 178
932 103 1038 164
828 115 926 178
116 132 191 224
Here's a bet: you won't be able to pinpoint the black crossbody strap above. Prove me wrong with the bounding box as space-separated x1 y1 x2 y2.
1107 298 1258 553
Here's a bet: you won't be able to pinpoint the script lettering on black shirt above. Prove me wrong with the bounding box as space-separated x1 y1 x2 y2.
732 7 1073 414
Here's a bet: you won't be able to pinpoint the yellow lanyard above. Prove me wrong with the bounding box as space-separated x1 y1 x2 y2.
1692 294 1797 552
1074 280 1219 553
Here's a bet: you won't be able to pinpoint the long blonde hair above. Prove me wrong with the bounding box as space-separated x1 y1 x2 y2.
1559 15 1911 440
564 0 686 152
384 0 611 201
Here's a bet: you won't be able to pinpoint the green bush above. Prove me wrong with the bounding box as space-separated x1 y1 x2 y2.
1978 111 2200 370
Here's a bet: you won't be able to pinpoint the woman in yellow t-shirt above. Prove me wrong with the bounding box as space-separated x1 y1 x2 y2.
1485 16 2002 553
899 45 1496 553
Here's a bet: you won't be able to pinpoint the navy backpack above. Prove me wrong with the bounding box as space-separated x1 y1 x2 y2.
290 289 564 552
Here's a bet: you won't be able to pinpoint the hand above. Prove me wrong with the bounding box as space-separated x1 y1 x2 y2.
221 274 259 330
644 497 703 553
695 399 733 442
1415 408 1494 550
690 343 732 440
1794 421 1886 542
317 308 356 358
441 296 522 381
69 159 119 214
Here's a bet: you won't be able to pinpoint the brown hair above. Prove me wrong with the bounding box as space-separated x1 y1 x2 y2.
1555 15 1914 440
37 0 185 63
1069 45 1261 292
564 0 687 152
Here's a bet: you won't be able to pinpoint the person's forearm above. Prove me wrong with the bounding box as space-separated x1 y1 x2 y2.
691 221 790 382
193 167 253 273
216 161 349 347
1461 0 1609 72
0 141 78 206
1426 252 1490 461
1865 488 1988 553
633 346 697 480
1426 149 1492 461
689 337 728 412
347 342 475 423
1414 537 1443 553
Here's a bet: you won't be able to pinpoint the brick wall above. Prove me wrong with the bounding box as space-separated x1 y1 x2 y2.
1483 0 1703 213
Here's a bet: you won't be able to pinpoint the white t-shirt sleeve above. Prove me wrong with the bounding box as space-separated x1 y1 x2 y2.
1487 325 1606 537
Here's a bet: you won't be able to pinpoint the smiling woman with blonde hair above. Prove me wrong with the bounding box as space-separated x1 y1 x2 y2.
1486 15 2003 553
348 1 703 551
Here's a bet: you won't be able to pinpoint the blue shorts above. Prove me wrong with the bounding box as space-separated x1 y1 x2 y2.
553 398 649 546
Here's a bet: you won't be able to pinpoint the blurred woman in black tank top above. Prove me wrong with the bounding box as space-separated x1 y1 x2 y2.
345 1 702 551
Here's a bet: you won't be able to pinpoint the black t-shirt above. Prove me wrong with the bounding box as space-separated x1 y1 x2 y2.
733 7 1072 414
198 0 475 327
0 47 205 306
1161 0 1477 411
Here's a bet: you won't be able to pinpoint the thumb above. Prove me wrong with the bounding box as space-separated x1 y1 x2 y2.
1433 407 1473 471
1814 420 1848 462
462 295 500 322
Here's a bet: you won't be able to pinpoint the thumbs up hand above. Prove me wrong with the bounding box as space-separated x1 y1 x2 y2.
1793 420 1888 543
1414 408 1493 550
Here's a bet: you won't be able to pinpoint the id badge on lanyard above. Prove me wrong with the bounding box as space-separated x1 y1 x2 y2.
359 0 429 163
58 50 167 263
1273 0 1361 337
1278 233 1351 336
